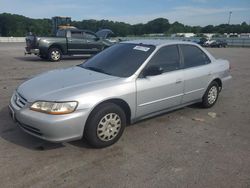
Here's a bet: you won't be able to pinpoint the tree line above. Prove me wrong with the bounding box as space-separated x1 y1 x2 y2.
1 13 250 37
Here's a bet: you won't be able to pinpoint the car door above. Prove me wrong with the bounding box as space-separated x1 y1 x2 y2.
67 30 87 54
136 45 184 118
84 32 103 54
179 44 212 104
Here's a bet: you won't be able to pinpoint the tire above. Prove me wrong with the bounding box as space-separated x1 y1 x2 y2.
202 81 219 108
84 103 126 148
48 48 62 62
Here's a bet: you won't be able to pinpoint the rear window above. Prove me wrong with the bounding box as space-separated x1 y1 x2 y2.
71 31 83 38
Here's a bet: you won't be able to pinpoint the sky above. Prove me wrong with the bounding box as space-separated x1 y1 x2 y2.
0 0 250 26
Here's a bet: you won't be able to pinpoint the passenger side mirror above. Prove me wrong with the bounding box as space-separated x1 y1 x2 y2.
143 66 163 77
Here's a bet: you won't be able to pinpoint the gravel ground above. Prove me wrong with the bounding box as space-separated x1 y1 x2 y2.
0 43 250 188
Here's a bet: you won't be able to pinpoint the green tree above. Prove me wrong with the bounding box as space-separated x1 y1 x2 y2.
1 13 250 37
144 18 170 34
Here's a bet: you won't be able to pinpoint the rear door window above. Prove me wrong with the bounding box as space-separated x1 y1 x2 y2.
180 44 211 68
71 31 83 38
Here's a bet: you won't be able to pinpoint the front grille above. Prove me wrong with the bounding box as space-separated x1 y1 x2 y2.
14 92 27 108
17 120 43 136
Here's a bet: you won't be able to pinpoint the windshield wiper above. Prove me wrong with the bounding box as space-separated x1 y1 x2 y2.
83 66 111 75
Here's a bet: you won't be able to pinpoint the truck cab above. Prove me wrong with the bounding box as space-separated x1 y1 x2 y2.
57 29 105 55
25 28 113 61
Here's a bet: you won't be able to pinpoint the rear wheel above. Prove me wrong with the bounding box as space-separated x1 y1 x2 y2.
84 103 126 148
202 81 219 108
48 48 62 62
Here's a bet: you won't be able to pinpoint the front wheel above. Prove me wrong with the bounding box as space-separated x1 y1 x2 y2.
48 48 62 62
202 81 219 108
84 103 126 148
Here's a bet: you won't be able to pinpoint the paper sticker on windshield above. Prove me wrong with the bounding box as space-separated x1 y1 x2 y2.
133 46 150 52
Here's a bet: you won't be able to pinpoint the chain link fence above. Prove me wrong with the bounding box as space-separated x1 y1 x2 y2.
1 36 250 47
120 36 250 47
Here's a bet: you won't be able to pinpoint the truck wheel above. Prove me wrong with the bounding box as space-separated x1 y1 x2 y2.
202 81 219 108
84 103 126 148
48 48 62 62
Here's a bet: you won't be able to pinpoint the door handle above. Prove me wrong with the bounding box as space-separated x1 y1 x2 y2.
68 39 72 42
176 79 183 84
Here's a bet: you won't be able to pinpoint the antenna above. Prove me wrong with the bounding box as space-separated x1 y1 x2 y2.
228 11 232 24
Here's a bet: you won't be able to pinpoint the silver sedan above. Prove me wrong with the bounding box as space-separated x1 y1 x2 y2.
9 40 231 148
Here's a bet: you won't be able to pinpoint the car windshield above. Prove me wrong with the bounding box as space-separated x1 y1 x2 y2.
78 43 155 77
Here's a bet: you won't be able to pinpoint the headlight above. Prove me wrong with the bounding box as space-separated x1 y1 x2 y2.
30 101 78 115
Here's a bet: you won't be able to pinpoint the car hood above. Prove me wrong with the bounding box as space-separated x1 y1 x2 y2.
17 66 119 102
96 29 114 39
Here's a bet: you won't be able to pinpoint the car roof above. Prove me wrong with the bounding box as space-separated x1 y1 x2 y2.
122 39 198 47
121 39 215 61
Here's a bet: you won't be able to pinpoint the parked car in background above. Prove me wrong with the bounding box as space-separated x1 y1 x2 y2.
25 28 113 61
210 39 228 48
10 40 231 148
197 37 208 46
203 39 228 48
203 39 216 47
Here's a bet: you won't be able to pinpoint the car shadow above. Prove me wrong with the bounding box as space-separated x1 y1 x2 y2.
188 103 203 109
14 55 91 62
68 139 92 149
0 102 203 151
0 105 95 150
0 105 65 151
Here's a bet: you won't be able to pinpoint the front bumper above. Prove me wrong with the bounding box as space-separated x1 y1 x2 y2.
9 94 89 142
25 47 40 55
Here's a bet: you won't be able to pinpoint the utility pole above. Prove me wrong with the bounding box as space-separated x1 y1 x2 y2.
228 11 232 24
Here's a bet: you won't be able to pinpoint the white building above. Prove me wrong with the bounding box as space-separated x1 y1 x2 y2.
175 33 195 38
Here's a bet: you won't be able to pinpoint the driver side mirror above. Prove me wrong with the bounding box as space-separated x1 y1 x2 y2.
143 66 163 77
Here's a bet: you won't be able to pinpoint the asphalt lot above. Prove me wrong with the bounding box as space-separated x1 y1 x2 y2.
0 43 250 188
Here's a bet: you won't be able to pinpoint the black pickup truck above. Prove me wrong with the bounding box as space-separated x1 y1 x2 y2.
25 29 113 61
